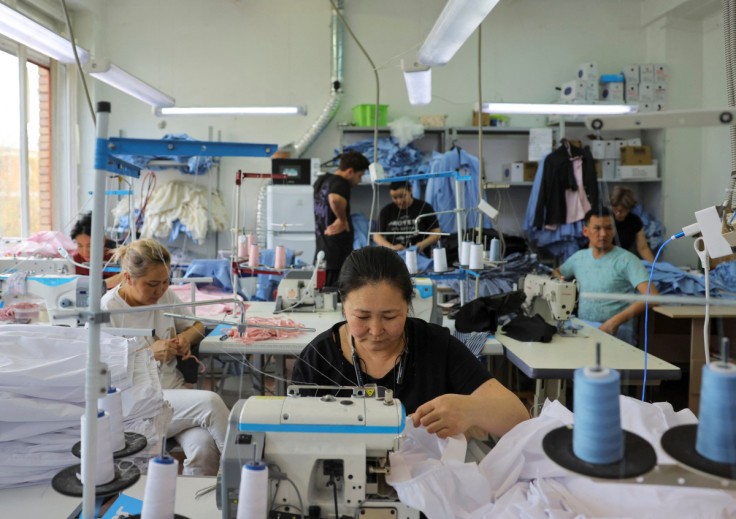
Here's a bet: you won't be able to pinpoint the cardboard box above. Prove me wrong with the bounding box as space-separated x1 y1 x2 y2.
560 80 587 101
502 162 538 183
625 83 639 103
654 63 668 84
618 163 658 180
623 65 640 84
620 145 652 165
639 82 655 102
472 111 491 126
577 62 599 81
420 114 446 127
640 64 654 83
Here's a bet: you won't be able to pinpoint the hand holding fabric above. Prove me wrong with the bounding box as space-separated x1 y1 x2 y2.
412 394 474 439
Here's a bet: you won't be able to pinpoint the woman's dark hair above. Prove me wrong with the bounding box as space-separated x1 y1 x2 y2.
70 212 92 240
338 246 413 305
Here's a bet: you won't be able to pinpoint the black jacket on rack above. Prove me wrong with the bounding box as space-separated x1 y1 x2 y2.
533 142 599 228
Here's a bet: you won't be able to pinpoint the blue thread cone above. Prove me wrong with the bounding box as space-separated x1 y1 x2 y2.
573 367 623 464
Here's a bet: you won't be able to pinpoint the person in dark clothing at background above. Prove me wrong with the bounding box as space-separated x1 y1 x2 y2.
313 151 370 288
609 186 655 262
373 181 440 257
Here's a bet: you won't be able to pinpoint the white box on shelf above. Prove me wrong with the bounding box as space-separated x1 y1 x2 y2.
577 62 599 81
639 82 655 102
654 84 666 103
627 138 642 146
623 65 640 84
502 162 524 182
654 64 668 84
529 128 553 161
604 140 621 159
590 140 607 159
618 163 658 180
639 102 655 112
625 83 639 103
601 159 619 180
585 80 599 100
640 64 654 83
560 80 587 101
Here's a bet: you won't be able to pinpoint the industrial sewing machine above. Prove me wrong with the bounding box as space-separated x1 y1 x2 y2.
0 274 90 326
410 277 442 325
0 256 75 275
522 273 577 334
274 269 337 312
219 386 420 519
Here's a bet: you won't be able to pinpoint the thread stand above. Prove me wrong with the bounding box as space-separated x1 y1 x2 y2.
51 459 140 498
72 432 147 459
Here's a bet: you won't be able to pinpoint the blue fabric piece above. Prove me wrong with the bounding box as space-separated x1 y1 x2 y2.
631 204 665 250
523 157 587 262
712 260 736 295
183 259 232 292
338 137 426 179
169 219 196 243
116 133 213 175
424 148 491 233
437 253 540 298
642 260 736 298
352 212 372 249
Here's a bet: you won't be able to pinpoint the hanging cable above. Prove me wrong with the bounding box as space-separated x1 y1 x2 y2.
60 0 96 126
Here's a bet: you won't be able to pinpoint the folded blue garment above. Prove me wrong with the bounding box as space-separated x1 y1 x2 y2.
116 133 213 175
184 259 232 292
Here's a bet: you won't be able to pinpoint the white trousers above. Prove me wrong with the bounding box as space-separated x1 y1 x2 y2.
163 389 229 476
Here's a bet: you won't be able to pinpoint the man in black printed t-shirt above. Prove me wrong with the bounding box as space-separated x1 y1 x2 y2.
373 181 440 257
313 151 369 288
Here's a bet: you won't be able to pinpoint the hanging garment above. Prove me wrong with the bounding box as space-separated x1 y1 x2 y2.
533 142 598 229
564 152 591 223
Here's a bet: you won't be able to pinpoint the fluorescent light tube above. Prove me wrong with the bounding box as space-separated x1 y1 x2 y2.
155 106 307 116
402 60 432 106
85 58 175 108
417 0 500 66
478 102 638 115
0 3 89 64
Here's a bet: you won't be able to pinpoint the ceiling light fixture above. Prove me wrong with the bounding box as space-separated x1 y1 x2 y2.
477 102 638 116
402 60 432 106
155 106 307 116
84 58 175 108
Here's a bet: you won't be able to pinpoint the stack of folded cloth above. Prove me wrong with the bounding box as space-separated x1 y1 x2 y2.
0 325 172 488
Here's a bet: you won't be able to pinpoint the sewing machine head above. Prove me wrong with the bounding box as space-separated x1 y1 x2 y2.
0 256 75 275
275 269 336 312
0 274 89 326
522 273 577 328
219 386 419 519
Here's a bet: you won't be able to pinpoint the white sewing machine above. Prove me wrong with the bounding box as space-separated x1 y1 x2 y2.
0 274 90 326
219 387 419 519
274 269 337 312
0 256 75 275
522 273 577 333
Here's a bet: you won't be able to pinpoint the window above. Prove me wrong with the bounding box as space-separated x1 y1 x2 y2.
0 48 52 238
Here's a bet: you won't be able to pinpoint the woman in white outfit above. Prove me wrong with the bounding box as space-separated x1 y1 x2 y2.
100 239 229 476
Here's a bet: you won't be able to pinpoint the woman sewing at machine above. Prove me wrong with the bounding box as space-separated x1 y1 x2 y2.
100 238 229 476
70 212 123 289
291 246 528 439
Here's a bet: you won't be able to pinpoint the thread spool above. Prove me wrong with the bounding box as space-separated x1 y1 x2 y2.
696 361 736 463
460 241 472 266
246 234 256 249
489 238 501 261
432 248 448 272
141 457 179 519
248 245 259 267
469 243 485 270
238 235 248 259
572 366 623 464
405 250 418 274
98 387 125 452
274 246 287 269
236 461 268 519
80 410 115 485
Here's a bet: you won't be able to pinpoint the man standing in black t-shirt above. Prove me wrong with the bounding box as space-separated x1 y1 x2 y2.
313 151 370 287
373 181 440 257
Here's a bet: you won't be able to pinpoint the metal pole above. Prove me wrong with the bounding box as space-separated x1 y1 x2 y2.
454 177 465 305
82 101 112 519
18 45 30 238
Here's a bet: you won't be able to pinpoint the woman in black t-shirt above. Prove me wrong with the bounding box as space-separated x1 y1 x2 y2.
610 187 655 261
291 246 528 439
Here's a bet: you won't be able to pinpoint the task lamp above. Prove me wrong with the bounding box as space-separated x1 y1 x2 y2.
0 3 89 64
84 58 175 108
402 60 432 106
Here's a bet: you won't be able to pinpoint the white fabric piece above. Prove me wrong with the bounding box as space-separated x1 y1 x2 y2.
388 116 425 148
388 397 735 519
113 180 227 242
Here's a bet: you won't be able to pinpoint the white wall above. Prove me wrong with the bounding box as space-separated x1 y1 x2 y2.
65 0 729 262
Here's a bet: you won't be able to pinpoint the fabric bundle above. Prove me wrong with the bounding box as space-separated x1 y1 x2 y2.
0 325 171 488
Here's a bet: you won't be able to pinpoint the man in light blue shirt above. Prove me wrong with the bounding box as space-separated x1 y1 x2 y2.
553 207 659 344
